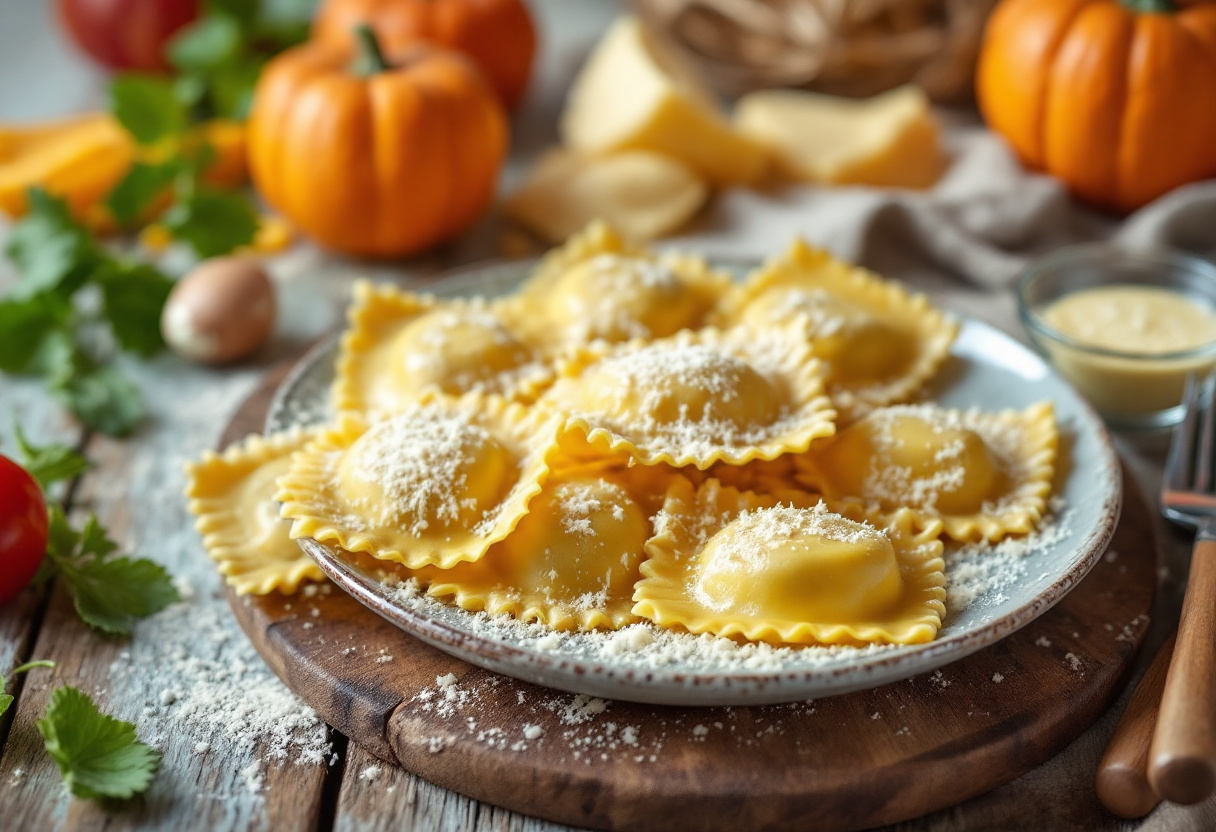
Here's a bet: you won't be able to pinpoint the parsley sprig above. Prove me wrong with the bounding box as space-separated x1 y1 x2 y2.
15 431 180 634
38 686 161 800
1 190 173 435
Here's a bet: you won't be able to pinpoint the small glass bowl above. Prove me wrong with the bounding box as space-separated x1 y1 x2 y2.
1017 244 1216 431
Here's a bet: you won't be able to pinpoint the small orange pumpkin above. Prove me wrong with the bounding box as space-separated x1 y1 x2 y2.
247 27 507 259
312 0 537 109
977 0 1216 214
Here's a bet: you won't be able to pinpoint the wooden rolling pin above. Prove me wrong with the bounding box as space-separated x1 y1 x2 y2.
1096 633 1175 818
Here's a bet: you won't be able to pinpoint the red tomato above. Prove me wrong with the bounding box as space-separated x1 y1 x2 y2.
0 455 48 605
57 0 199 73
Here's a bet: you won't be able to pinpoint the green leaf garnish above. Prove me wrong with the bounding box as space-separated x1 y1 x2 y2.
37 686 161 800
168 15 243 73
105 162 181 226
109 75 188 146
4 190 97 299
163 186 259 257
45 509 179 635
13 425 92 491
52 361 145 437
98 263 175 358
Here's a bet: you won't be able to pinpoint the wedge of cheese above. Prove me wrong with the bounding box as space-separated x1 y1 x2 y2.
734 86 945 189
560 17 767 188
504 147 708 242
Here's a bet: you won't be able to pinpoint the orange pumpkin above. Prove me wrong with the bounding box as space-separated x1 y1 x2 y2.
247 27 507 259
312 0 537 109
977 0 1216 214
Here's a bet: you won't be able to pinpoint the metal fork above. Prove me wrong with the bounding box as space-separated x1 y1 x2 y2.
1151 373 1216 804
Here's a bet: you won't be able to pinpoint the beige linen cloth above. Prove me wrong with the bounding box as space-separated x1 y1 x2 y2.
660 114 1216 832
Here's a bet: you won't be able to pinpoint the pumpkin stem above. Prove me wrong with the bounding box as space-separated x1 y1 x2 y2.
353 24 391 76
1120 0 1176 12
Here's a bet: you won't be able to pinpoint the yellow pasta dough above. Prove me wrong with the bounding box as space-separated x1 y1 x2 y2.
797 402 1058 542
502 221 729 350
716 240 957 421
333 281 553 417
542 327 836 469
275 393 563 569
425 466 677 631
633 478 946 645
186 428 324 595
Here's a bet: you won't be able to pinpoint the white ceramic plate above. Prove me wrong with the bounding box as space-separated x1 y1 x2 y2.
266 259 1121 707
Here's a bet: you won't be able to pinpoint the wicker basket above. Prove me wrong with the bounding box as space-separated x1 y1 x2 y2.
629 0 997 102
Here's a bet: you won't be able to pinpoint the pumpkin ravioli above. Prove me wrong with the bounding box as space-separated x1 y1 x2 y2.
424 465 679 631
717 240 957 421
333 281 552 417
797 402 1058 542
275 392 563 569
542 326 836 469
186 428 324 595
633 478 946 645
501 221 730 350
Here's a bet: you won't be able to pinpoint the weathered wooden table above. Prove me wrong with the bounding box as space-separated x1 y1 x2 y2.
2 1 1216 829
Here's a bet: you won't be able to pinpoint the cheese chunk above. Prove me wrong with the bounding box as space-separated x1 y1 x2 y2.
560 17 767 187
504 148 708 242
734 86 944 189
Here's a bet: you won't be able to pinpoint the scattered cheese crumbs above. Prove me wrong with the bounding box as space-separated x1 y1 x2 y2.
427 737 446 753
524 724 544 740
375 655 394 664
1064 653 1083 672
359 764 382 782
1035 636 1052 647
603 625 655 656
241 761 265 794
692 724 709 737
108 588 332 797
436 674 458 688
929 670 951 689
992 673 1004 684
870 712 881 720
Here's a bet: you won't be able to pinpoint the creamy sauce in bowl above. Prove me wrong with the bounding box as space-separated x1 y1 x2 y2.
1037 286 1216 420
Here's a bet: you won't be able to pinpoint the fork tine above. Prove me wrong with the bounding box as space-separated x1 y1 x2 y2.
1166 373 1201 493
1196 375 1216 493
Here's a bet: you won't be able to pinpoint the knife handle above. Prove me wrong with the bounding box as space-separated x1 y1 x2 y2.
1149 539 1216 804
1096 632 1175 818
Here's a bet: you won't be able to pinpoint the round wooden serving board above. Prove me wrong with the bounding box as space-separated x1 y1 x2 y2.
223 364 1158 832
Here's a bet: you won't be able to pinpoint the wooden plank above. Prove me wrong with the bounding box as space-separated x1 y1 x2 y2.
0 351 333 830
335 743 571 832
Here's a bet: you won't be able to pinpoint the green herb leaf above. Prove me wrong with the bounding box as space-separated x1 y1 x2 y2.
207 0 260 24
110 75 188 146
163 186 258 257
105 162 180 226
0 294 68 374
13 425 92 491
98 263 175 358
62 557 179 635
4 190 97 299
37 686 160 800
45 510 179 635
168 15 243 73
206 56 264 120
52 362 144 437
0 661 55 718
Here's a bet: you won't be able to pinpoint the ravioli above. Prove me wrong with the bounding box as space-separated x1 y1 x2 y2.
502 220 729 349
426 466 676 631
633 478 946 645
275 392 563 569
716 240 957 421
797 402 1058 541
542 327 836 469
186 428 324 595
333 281 552 417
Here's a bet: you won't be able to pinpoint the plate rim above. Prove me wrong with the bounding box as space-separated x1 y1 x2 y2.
267 259 1122 707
